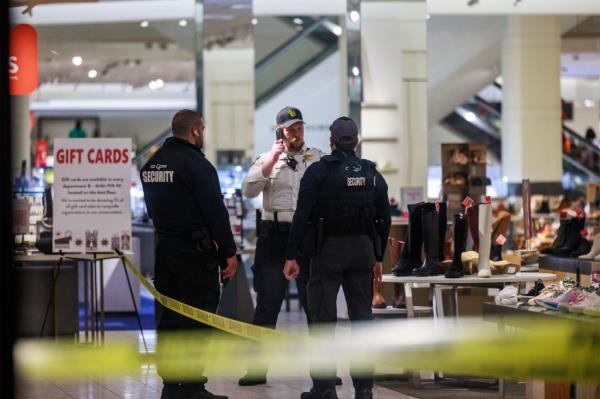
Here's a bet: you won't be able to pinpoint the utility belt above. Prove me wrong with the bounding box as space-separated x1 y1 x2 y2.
157 227 217 254
257 220 292 239
305 218 383 259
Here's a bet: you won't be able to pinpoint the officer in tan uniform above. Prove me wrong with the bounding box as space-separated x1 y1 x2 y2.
239 106 324 386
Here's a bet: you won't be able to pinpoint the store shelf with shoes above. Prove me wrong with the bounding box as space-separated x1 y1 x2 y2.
441 143 489 217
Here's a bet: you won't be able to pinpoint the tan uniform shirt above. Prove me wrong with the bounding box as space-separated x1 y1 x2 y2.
242 145 325 223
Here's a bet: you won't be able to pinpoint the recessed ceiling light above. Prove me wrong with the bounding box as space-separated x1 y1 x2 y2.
350 11 360 22
465 112 477 122
332 26 342 36
72 56 83 66
293 18 303 25
88 69 98 79
178 19 188 27
140 20 149 28
251 18 257 25
352 66 360 77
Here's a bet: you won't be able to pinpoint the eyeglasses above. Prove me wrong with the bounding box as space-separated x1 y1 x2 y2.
285 155 297 171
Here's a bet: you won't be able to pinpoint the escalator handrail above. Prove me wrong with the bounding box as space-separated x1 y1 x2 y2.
562 153 600 182
133 127 172 163
255 17 328 72
473 95 501 117
563 124 600 157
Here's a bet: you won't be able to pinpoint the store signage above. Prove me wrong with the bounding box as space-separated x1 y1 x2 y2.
496 234 506 246
462 196 474 209
53 138 132 253
9 24 38 95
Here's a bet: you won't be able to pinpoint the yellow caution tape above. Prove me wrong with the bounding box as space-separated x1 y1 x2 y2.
119 253 301 343
13 254 600 382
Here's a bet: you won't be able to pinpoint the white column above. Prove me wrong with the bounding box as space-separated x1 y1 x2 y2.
501 16 562 193
361 0 428 199
11 95 31 179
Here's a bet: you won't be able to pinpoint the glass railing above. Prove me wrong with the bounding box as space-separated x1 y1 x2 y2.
255 16 339 105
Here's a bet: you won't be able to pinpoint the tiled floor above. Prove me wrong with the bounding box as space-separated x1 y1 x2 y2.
17 308 417 399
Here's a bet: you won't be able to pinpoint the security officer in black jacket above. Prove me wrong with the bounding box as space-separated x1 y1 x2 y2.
141 109 237 399
284 117 391 399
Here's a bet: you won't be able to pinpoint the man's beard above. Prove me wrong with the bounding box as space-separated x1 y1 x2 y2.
287 139 304 152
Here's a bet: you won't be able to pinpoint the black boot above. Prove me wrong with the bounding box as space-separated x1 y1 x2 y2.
490 243 502 262
571 235 592 258
392 203 432 276
300 388 339 399
413 208 440 276
554 218 585 257
445 213 466 278
541 218 567 255
437 202 448 261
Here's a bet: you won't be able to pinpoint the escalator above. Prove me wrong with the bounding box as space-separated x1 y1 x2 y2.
134 16 340 164
441 82 600 185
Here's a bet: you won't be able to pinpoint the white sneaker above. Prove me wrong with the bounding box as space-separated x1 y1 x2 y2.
579 233 600 259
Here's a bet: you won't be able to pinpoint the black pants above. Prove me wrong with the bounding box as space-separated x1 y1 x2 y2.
252 230 311 327
154 237 221 388
308 235 375 392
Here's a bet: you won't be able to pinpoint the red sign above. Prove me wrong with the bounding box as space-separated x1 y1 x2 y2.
496 234 507 245
576 208 585 218
10 24 38 95
34 138 49 168
463 196 474 208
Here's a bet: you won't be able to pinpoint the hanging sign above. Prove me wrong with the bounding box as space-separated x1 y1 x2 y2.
53 138 132 253
10 24 38 95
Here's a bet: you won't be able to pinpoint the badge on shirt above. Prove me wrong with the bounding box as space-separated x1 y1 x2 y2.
303 153 314 162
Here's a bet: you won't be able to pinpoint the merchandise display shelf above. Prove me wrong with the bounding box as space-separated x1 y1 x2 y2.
382 272 556 285
372 305 432 315
539 254 595 276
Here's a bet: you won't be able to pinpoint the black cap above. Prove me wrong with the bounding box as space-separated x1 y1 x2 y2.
276 106 304 128
330 116 358 150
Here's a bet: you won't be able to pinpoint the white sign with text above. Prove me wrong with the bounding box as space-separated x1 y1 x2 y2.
53 138 132 253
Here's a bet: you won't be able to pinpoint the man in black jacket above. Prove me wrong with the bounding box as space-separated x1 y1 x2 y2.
141 109 237 399
284 117 391 399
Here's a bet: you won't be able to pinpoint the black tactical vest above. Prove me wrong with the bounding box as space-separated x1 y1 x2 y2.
315 153 377 234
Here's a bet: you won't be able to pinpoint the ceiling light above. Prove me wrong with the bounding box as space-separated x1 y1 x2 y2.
350 11 360 22
72 56 83 66
584 100 596 108
426 14 431 20
352 66 360 77
251 18 257 25
87 69 97 79
293 18 303 25
332 26 342 36
178 19 188 27
140 20 149 28
465 112 477 122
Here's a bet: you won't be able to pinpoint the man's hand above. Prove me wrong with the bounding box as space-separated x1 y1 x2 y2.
269 139 285 163
283 259 300 280
221 255 237 280
373 261 383 288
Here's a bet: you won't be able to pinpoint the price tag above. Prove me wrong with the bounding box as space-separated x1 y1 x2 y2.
435 201 440 213
576 208 585 218
463 196 474 208
496 234 507 245
581 229 589 238
508 266 516 274
485 195 491 204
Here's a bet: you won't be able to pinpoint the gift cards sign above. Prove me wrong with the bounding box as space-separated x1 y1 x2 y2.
53 139 132 253
10 24 38 95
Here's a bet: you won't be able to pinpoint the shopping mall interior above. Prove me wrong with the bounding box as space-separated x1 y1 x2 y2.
3 0 600 398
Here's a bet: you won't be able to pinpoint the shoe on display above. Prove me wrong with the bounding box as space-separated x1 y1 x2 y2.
392 203 431 276
568 289 600 313
300 388 339 399
450 149 469 165
461 251 479 275
413 208 441 276
536 288 587 311
355 388 373 399
526 279 545 297
238 373 267 386
538 200 551 214
372 281 387 309
477 203 492 278
553 217 586 257
528 282 568 306
570 234 592 258
472 150 487 165
540 216 567 255
490 260 511 275
490 244 503 262
466 204 480 252
445 213 467 278
579 233 600 259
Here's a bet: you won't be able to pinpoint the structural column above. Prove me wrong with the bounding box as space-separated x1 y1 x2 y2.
501 16 563 194
11 95 31 180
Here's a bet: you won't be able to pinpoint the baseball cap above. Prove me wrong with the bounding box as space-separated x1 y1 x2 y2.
330 116 358 150
276 106 304 128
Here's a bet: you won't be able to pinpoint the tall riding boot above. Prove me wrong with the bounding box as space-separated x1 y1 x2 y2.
541 216 567 255
392 203 432 276
477 203 492 277
413 208 440 276
445 213 466 278
437 202 448 261
554 218 585 257
466 203 480 252
490 244 503 261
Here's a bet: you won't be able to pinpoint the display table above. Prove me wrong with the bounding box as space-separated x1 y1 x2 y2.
381 272 556 318
482 302 599 399
539 254 597 284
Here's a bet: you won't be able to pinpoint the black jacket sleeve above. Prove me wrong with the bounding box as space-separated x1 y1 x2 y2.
286 162 324 260
374 170 391 262
182 157 237 258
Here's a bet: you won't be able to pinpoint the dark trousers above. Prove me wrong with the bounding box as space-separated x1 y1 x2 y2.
154 237 221 388
307 235 375 392
252 231 311 327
